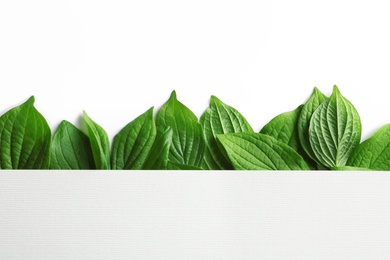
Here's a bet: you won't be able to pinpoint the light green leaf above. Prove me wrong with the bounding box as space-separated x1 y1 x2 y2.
200 95 253 170
83 111 110 169
50 120 95 169
332 166 371 171
309 86 361 168
261 105 317 169
143 126 173 170
260 105 303 151
111 107 156 170
216 132 310 170
156 91 205 167
347 124 390 170
0 96 51 169
298 87 328 162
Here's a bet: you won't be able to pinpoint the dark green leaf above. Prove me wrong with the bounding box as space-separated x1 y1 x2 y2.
143 126 173 170
83 111 110 169
216 132 310 170
50 120 95 169
111 107 156 170
167 161 203 170
200 96 253 170
156 91 205 167
0 96 51 169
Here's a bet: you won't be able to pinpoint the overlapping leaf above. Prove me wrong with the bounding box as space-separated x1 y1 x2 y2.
111 107 156 170
298 87 327 162
217 132 310 170
261 105 303 151
0 88 382 171
347 124 390 170
143 126 173 170
167 161 203 170
83 111 110 169
156 91 205 168
309 86 361 168
200 96 253 170
50 120 95 169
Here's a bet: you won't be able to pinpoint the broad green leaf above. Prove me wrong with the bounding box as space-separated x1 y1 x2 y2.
347 124 390 170
200 95 253 170
167 161 203 170
261 105 317 169
156 91 205 167
50 120 95 169
111 107 156 170
260 105 303 151
143 126 173 170
0 96 51 169
83 111 110 169
298 87 327 162
216 132 310 170
309 86 361 168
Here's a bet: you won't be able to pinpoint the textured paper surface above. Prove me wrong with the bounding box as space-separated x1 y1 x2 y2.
1 171 390 259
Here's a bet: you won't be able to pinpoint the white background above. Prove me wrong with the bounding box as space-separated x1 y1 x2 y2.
2 171 390 260
2 1 390 259
1 0 390 141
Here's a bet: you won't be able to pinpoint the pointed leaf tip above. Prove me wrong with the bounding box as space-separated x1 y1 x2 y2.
200 96 253 170
332 85 340 94
309 86 361 168
170 90 177 99
156 90 205 167
210 95 221 106
0 95 51 169
26 95 35 105
82 110 110 169
111 107 157 169
146 106 154 114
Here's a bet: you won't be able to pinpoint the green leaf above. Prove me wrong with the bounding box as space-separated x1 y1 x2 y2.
298 87 328 162
83 111 110 169
111 107 156 170
347 124 390 170
143 126 173 170
332 166 372 171
167 161 203 170
309 86 362 168
156 91 205 167
216 132 310 170
0 96 51 169
50 120 95 169
261 105 317 169
260 105 303 151
200 95 253 170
